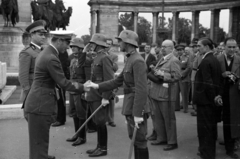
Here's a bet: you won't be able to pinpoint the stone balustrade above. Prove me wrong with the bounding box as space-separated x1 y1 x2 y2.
0 62 7 90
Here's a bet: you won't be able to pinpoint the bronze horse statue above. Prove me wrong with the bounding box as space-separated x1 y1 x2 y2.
0 0 19 27
31 0 54 30
30 0 72 31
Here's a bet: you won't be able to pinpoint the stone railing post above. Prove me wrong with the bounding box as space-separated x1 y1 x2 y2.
0 62 7 90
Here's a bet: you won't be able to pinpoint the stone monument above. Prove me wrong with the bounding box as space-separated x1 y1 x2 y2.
0 0 32 72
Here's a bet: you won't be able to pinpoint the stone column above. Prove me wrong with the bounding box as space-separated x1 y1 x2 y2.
232 7 240 43
172 11 179 42
90 10 97 36
228 8 233 37
152 12 159 45
210 9 220 42
191 11 200 40
133 12 139 33
95 9 119 42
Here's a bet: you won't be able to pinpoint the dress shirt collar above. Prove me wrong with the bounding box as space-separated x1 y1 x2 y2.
202 51 212 60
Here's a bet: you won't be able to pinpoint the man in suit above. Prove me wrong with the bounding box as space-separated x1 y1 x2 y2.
190 39 202 116
24 31 89 159
85 33 115 157
86 30 150 159
176 44 192 113
105 38 118 127
141 44 157 141
19 20 46 112
193 37 223 159
149 40 181 150
217 37 240 159
141 44 156 72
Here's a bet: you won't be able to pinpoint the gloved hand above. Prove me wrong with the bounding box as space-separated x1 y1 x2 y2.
101 98 109 107
134 116 144 129
214 95 223 106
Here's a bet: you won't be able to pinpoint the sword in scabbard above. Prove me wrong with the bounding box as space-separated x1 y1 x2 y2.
71 104 104 139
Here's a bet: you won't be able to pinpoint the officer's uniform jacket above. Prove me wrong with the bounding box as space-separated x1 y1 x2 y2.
86 50 115 102
190 52 202 82
24 45 84 115
19 42 41 102
149 53 181 101
98 51 149 117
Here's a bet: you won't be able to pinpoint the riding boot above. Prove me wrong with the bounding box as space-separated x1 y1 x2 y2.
98 125 107 148
135 146 149 159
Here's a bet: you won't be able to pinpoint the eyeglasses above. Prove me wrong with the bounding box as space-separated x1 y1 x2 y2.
227 46 236 49
161 46 171 49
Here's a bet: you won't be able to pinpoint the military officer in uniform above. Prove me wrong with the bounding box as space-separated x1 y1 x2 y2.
24 31 89 159
85 33 115 157
19 20 46 109
87 30 150 159
66 38 88 146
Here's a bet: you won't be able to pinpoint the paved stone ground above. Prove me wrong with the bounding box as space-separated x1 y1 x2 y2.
1 86 239 159
0 107 238 159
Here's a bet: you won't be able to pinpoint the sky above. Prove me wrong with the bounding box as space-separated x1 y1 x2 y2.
64 0 229 38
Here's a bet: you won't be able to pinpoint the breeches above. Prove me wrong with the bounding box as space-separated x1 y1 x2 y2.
89 101 108 126
69 94 87 119
125 115 148 149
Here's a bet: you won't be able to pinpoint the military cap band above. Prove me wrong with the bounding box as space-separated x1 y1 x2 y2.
50 30 74 40
26 20 47 33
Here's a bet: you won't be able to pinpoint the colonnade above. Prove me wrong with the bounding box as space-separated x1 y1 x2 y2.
90 6 240 44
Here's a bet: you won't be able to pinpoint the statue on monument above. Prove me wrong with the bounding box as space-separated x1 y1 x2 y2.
31 0 72 31
0 0 19 27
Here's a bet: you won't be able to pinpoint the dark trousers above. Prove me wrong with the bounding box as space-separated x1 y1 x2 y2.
197 105 217 159
223 98 235 153
126 115 148 149
28 113 54 159
56 88 66 124
107 99 115 123
89 101 108 148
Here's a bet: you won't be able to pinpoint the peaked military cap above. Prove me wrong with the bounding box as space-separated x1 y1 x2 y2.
26 20 47 34
50 30 74 41
175 43 186 50
190 38 199 47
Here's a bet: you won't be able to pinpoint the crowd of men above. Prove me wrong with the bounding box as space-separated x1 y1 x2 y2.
17 19 240 159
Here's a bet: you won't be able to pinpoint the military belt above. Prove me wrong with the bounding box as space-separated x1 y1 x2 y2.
92 77 103 82
33 81 55 89
124 87 135 94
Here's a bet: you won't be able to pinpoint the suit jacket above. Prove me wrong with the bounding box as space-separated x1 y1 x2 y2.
98 51 149 117
141 53 156 72
193 52 222 105
149 53 181 101
217 54 240 138
190 53 203 81
86 50 115 102
24 45 84 115
19 43 41 102
179 53 192 82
